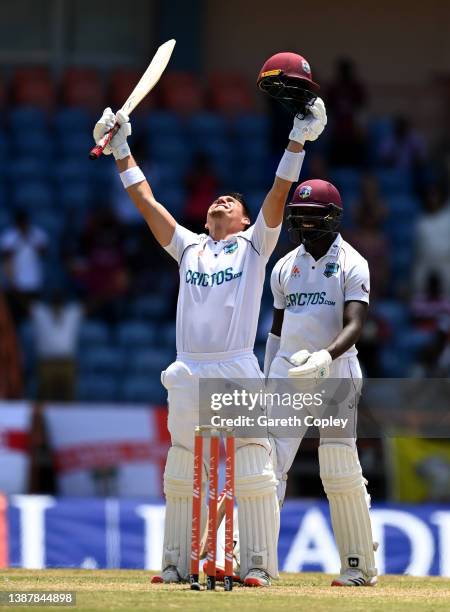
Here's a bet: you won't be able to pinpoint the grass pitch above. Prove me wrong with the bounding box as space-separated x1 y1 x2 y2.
0 570 449 612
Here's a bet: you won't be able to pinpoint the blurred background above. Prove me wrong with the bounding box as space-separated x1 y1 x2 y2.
0 0 449 574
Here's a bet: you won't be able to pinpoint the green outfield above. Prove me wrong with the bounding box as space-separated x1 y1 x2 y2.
1 570 449 612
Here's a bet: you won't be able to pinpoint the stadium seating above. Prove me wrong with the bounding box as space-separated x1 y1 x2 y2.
120 374 166 404
117 321 157 347
77 373 119 402
79 321 110 348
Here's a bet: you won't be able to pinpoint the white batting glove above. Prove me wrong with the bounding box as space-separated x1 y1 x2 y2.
93 107 132 160
289 97 327 145
288 349 332 379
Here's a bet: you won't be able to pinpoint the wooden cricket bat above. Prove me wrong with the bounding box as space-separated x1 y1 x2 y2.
89 39 176 160
199 488 227 559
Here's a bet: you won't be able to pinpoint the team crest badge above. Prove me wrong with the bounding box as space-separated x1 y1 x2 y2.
324 262 340 278
224 241 238 255
301 59 311 75
299 185 312 199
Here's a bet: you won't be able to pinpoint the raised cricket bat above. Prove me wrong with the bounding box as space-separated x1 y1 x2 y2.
89 38 176 160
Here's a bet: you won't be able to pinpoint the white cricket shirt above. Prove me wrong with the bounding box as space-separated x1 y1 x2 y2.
165 212 281 354
271 234 370 359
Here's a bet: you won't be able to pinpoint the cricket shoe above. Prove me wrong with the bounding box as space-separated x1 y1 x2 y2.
331 569 377 587
243 568 271 587
151 565 182 584
202 560 242 584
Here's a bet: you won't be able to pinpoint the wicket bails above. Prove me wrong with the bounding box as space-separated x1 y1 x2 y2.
190 426 235 591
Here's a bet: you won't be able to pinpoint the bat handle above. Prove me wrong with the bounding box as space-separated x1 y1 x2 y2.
88 123 119 160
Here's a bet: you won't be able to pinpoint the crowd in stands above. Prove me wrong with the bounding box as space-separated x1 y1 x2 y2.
0 57 449 407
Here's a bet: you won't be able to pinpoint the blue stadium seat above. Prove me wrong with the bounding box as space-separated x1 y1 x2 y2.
245 190 266 217
0 206 10 232
77 374 119 402
11 131 53 157
56 132 92 158
54 108 92 135
385 194 420 216
117 321 156 347
120 374 166 403
129 295 168 320
32 209 63 238
157 186 186 216
9 158 49 182
146 111 183 139
127 347 174 375
367 117 393 152
188 112 227 144
375 169 412 194
329 168 361 196
0 133 9 161
79 321 110 348
13 181 53 210
10 107 48 132
157 322 177 347
372 300 409 331
58 181 93 210
235 160 268 190
234 114 269 140
80 346 124 375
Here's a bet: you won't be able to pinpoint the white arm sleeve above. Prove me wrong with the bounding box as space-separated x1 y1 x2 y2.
344 257 370 304
264 332 280 377
164 224 201 263
242 211 281 259
270 260 286 309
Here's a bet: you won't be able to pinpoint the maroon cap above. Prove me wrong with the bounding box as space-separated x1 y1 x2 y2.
291 179 343 209
257 52 320 93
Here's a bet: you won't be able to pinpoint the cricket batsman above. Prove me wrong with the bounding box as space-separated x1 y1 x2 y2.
92 53 326 587
264 179 378 586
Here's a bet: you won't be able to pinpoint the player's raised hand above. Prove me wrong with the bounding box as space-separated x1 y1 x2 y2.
93 107 132 160
289 97 327 145
288 349 332 379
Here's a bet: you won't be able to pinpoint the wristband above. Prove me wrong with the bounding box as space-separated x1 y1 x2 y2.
120 166 146 189
276 149 305 182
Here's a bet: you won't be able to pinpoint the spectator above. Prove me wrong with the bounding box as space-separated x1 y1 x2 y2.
326 57 368 167
0 210 48 321
414 183 450 295
72 207 129 322
411 272 450 331
30 290 83 401
0 293 23 398
345 175 389 298
378 115 427 172
184 153 220 232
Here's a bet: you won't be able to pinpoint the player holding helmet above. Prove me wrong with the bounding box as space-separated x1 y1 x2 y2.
264 179 378 587
92 53 327 587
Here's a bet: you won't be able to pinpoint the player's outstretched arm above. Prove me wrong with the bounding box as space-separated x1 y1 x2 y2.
262 98 327 228
93 108 176 247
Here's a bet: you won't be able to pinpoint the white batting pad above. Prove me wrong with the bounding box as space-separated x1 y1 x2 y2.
319 444 377 578
235 444 280 578
162 445 206 579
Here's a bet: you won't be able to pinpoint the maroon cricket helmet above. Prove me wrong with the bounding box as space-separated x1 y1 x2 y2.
287 179 343 244
257 52 320 116
258 52 320 93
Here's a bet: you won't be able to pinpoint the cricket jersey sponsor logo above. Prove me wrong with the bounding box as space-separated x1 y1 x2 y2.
324 262 340 278
285 291 336 307
224 241 238 254
185 267 242 287
291 265 301 277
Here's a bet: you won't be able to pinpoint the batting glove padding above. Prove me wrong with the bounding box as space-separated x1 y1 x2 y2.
288 349 332 379
289 97 327 145
93 107 132 160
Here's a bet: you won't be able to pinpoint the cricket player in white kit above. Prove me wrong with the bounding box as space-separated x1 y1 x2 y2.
264 179 378 587
92 83 327 585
